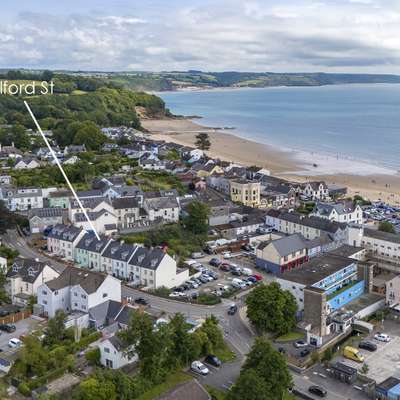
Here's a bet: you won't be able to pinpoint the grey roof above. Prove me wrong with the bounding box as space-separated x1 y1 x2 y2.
314 201 356 216
47 224 83 242
114 304 134 326
108 334 130 351
45 266 109 294
7 257 54 283
89 299 123 326
114 185 143 197
112 197 139 209
304 233 333 249
278 253 355 286
129 247 166 270
364 228 400 244
74 209 114 223
75 232 113 253
28 208 64 219
70 196 110 210
328 245 365 258
102 242 137 262
76 189 104 198
145 197 179 210
258 233 306 256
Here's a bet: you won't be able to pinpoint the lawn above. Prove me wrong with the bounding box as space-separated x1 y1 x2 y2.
135 372 193 400
275 331 304 342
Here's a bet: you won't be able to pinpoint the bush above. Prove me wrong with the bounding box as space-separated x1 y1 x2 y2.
195 293 221 305
18 382 31 397
85 348 101 366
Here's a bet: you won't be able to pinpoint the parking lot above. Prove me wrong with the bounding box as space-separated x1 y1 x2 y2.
333 320 400 384
170 250 275 300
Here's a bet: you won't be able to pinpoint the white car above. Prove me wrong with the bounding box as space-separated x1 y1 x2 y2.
222 251 232 259
374 333 391 342
8 338 22 348
191 360 209 375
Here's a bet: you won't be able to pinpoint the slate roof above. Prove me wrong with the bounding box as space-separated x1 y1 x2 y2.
70 196 110 210
364 228 400 244
7 257 54 283
145 197 179 210
76 189 104 198
314 201 357 216
89 299 123 326
45 266 108 293
74 209 115 223
258 233 306 256
108 334 130 351
129 247 166 270
28 208 64 219
75 232 113 253
113 185 143 198
112 197 139 210
102 242 137 262
328 244 365 258
47 224 83 242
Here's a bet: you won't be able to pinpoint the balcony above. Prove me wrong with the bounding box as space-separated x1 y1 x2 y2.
326 280 360 300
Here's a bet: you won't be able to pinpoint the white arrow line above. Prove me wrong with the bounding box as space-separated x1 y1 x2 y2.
24 100 101 240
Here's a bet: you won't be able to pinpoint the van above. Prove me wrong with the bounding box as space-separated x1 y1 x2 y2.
343 346 364 363
8 338 22 348
242 268 253 276
191 252 204 259
232 278 246 289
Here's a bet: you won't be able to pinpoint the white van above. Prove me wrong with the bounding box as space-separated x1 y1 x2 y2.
232 278 246 289
8 338 22 348
242 268 253 276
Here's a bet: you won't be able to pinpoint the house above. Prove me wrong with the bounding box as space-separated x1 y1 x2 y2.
103 242 138 280
230 179 261 207
73 209 118 235
48 190 72 209
14 158 41 170
68 197 113 221
0 187 43 211
63 155 80 165
47 224 86 261
362 228 400 263
301 181 329 200
6 257 60 306
0 256 6 273
256 233 309 273
64 145 86 155
74 232 113 270
143 196 180 223
194 162 224 178
37 266 121 318
28 208 65 233
139 154 166 171
260 185 296 209
0 175 12 185
311 201 363 225
112 197 140 228
0 144 22 159
99 334 137 369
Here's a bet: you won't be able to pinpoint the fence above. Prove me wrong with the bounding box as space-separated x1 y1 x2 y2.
0 310 32 325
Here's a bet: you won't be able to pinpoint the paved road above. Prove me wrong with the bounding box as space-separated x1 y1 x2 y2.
3 230 66 273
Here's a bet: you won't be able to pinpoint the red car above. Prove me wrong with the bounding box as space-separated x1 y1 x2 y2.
220 263 231 271
252 274 263 281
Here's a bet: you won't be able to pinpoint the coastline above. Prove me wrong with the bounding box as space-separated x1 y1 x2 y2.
142 118 400 205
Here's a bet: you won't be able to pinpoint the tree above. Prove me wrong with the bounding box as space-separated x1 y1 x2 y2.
227 369 273 400
246 282 297 334
45 309 67 345
378 221 396 234
195 132 211 151
73 377 117 400
72 121 108 151
184 200 210 234
242 337 292 400
11 124 31 151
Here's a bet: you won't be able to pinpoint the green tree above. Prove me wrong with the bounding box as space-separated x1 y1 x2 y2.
184 200 210 234
45 309 67 345
227 369 273 400
378 221 396 234
11 124 31 150
72 121 108 150
246 282 297 334
73 377 117 400
195 132 211 151
242 337 292 400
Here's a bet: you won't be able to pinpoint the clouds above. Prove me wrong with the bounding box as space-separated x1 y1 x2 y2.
0 0 400 72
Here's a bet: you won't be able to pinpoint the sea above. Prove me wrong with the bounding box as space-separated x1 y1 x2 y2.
158 84 400 175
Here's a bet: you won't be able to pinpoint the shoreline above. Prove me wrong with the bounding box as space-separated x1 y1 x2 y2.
142 118 400 205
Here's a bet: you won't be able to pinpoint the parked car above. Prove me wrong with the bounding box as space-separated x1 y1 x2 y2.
191 360 209 375
199 275 209 284
232 278 246 289
293 340 307 348
231 267 242 276
220 263 231 271
135 297 149 306
0 310 10 317
242 244 254 252
8 338 22 348
222 251 232 259
300 348 310 357
358 341 377 352
205 354 222 367
191 291 199 299
308 385 327 397
191 252 204 259
252 274 263 281
188 280 199 288
228 304 238 315
203 274 214 282
209 258 221 267
246 276 257 283
241 267 253 276
0 324 16 333
374 332 391 342
207 271 219 280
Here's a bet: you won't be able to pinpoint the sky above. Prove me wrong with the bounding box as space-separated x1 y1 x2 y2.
1 0 400 73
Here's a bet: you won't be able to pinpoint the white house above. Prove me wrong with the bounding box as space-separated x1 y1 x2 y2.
73 209 118 235
362 228 400 262
143 197 180 223
0 175 12 185
0 187 43 211
68 197 114 222
301 182 329 200
47 224 86 261
63 155 80 165
37 266 121 318
112 197 140 229
311 201 363 225
14 158 41 170
99 335 137 369
6 257 60 306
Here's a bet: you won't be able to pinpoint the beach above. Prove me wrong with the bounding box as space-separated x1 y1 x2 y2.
143 118 400 205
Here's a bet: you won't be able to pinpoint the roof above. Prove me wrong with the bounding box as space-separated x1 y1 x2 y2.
129 247 166 270
28 208 64 219
377 377 400 391
45 266 109 294
102 242 137 262
7 257 55 283
75 232 112 253
47 224 83 242
89 300 123 326
75 189 104 198
331 362 357 376
112 197 139 209
74 209 115 223
277 253 355 286
305 233 333 249
314 201 357 216
258 233 306 256
70 196 110 210
157 380 210 400
328 245 364 258
364 228 400 244
107 334 130 351
145 197 179 210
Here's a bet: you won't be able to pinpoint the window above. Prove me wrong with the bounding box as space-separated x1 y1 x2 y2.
74 302 78 307
81 294 86 299
74 292 78 296
104 347 110 353
103 293 108 298
42 300 47 305
42 290 47 295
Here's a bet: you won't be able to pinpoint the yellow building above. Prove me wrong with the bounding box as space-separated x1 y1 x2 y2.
230 179 260 207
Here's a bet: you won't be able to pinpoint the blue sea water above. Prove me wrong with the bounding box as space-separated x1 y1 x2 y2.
159 85 400 171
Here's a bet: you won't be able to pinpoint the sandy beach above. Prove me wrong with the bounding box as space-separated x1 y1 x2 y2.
142 119 400 205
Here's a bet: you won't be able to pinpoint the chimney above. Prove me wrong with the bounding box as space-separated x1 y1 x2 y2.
11 141 14 148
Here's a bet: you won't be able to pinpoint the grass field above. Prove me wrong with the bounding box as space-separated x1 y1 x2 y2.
275 331 304 342
135 372 192 400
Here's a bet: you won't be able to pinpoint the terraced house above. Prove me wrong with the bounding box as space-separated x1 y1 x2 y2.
47 224 85 261
74 233 113 270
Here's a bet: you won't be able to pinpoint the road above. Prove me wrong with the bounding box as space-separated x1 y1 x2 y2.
2 231 369 399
